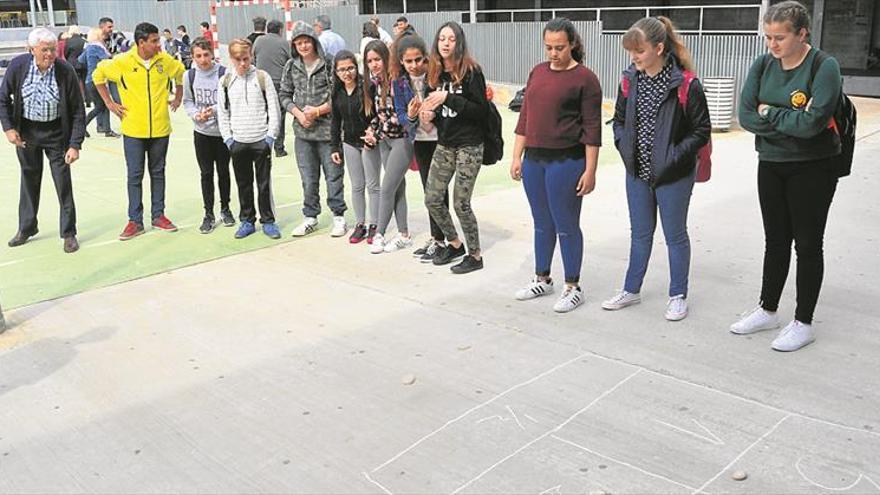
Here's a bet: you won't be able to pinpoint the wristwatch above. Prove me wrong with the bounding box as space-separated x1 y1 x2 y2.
759 105 771 118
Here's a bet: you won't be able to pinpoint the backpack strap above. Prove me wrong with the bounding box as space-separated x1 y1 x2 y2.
221 72 233 112
187 67 196 91
678 70 696 110
807 50 832 98
256 69 268 119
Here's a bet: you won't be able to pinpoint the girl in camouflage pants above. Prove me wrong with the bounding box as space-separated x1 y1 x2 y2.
420 22 489 275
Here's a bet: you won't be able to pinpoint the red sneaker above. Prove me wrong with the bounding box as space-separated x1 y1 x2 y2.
119 221 145 241
151 215 178 232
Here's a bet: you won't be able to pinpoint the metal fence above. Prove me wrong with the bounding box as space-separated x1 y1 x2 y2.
74 1 765 100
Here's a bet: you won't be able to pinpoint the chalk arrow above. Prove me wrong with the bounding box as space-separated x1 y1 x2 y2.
653 418 724 446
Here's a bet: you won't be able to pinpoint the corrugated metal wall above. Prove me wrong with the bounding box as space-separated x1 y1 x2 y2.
75 0 213 35
593 33 765 102
74 1 764 99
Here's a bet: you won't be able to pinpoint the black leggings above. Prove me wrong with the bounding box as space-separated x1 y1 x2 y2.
758 158 838 324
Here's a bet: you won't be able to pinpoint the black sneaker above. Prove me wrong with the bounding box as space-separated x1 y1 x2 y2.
419 240 444 263
199 215 216 234
220 208 236 227
413 239 439 257
275 149 288 158
451 255 483 274
432 243 466 266
366 224 378 244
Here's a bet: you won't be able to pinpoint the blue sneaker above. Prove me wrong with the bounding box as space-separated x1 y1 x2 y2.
262 222 281 239
235 221 256 239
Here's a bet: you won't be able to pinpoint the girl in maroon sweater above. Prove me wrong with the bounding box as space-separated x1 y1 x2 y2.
510 18 602 313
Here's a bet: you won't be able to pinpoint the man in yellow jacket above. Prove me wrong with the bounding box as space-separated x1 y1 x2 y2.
93 22 185 240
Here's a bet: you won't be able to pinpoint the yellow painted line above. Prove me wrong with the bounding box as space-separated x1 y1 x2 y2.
87 144 125 157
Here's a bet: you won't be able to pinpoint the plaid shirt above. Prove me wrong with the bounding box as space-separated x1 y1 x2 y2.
21 60 60 122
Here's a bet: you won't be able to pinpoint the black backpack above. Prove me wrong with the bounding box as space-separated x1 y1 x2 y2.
810 51 857 178
508 87 525 112
483 101 504 165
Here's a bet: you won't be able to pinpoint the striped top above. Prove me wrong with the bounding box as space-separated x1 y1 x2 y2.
216 67 281 144
21 60 60 122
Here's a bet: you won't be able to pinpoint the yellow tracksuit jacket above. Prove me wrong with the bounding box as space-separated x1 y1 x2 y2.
92 50 185 138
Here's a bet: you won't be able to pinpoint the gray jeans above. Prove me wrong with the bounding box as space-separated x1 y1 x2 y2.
364 138 410 235
295 137 347 218
343 143 380 225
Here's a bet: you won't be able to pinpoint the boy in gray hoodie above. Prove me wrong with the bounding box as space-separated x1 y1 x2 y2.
279 21 347 238
183 37 234 234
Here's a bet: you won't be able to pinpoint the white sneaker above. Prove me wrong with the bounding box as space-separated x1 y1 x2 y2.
370 233 385 254
384 233 413 253
553 286 584 313
730 306 780 335
515 277 555 301
771 320 815 352
330 216 347 237
601 290 641 310
665 295 688 321
291 217 318 237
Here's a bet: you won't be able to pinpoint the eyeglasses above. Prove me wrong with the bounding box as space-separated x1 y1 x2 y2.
335 66 357 74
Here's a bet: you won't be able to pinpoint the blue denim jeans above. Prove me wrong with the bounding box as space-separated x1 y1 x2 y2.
624 170 695 297
122 136 169 224
294 137 346 218
522 155 585 284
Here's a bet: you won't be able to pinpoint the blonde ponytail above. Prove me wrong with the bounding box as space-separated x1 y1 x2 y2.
622 16 695 73
657 16 694 72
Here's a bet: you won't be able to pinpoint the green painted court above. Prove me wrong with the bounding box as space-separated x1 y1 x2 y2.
0 103 625 309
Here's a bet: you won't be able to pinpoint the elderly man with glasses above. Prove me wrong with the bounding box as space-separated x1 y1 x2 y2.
0 27 86 253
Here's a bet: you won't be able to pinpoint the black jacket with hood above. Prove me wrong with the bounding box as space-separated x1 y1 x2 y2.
612 57 711 187
279 22 333 141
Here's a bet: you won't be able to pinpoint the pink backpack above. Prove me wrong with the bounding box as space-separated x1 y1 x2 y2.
621 70 713 183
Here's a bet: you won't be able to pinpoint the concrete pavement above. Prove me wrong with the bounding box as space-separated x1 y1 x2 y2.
0 98 879 494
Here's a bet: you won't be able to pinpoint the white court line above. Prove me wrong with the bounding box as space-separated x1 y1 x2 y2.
538 484 562 494
551 435 699 493
506 405 525 431
581 349 880 440
691 414 792 494
653 419 724 446
370 352 593 474
362 471 393 494
865 475 880 491
794 456 878 492
0 259 23 268
450 369 642 495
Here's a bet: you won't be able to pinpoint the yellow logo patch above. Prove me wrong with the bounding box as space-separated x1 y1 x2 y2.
790 90 808 109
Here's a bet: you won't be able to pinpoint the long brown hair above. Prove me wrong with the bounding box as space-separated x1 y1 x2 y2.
427 21 480 88
362 39 390 117
621 16 694 73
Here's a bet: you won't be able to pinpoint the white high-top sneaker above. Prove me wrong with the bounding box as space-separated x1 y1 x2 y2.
665 295 688 321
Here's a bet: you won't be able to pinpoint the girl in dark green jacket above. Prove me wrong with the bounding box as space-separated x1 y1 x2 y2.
732 1 842 352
